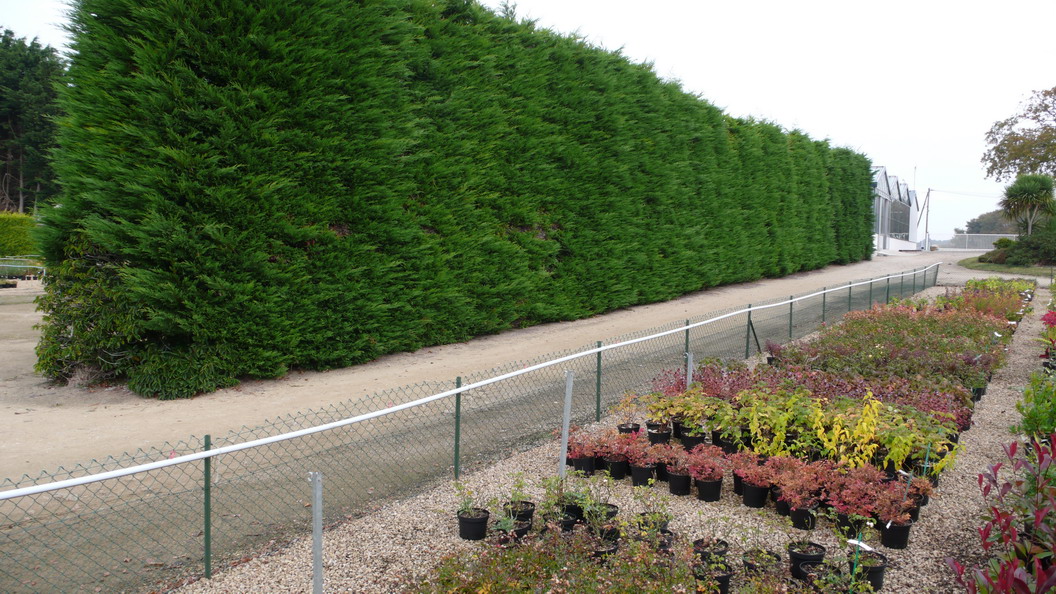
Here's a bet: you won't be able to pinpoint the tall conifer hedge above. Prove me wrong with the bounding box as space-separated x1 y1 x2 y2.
37 0 875 398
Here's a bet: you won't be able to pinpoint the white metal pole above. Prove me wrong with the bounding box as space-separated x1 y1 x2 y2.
310 472 323 594
558 371 574 477
685 351 694 389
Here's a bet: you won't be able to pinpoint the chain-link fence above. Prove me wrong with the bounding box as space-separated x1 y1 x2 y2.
0 256 45 279
0 264 940 593
934 234 1016 251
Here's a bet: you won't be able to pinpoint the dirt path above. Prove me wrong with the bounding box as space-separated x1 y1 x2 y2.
0 250 1017 479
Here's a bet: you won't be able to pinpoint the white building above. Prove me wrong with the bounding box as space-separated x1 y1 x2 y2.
872 166 925 251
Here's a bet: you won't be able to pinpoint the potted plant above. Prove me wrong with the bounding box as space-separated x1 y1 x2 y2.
643 391 676 432
875 481 914 549
625 433 662 486
612 391 642 433
661 445 693 496
539 475 586 532
774 459 831 530
692 552 734 593
567 426 597 475
492 503 531 544
765 455 805 516
727 450 760 496
582 474 620 542
823 463 884 537
848 546 889 591
692 533 731 565
632 483 673 536
738 462 773 509
787 539 826 580
687 444 727 502
455 482 490 540
502 472 536 524
801 558 873 591
741 547 781 574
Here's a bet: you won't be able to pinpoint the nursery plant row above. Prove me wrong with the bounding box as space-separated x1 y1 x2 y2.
431 278 1041 592
949 283 1056 592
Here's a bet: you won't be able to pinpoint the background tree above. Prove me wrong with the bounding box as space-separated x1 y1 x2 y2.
983 86 1056 181
0 29 64 213
999 174 1055 236
964 209 1020 234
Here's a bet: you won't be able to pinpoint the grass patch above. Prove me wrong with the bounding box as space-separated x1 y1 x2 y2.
957 256 1054 278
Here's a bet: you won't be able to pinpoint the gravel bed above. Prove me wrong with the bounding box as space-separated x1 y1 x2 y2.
177 278 1050 594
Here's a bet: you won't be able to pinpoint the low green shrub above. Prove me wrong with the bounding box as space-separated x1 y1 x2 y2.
1015 373 1056 440
978 248 1009 264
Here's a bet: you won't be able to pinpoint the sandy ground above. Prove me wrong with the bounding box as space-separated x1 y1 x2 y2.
0 250 1022 479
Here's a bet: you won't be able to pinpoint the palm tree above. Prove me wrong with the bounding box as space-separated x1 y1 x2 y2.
1000 174 1055 236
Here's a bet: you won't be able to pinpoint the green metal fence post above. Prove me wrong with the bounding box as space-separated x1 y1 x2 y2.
595 341 602 422
788 296 793 339
886 276 891 303
454 377 462 479
822 288 827 322
744 306 752 359
869 281 873 307
900 273 904 297
848 285 853 313
204 434 212 579
912 269 917 293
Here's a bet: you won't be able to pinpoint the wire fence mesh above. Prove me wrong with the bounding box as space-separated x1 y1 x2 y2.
0 264 939 593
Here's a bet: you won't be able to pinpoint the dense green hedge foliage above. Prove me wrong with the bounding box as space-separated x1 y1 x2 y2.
0 212 35 256
37 0 875 398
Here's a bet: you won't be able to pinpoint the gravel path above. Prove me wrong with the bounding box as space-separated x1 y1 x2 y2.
176 268 1050 594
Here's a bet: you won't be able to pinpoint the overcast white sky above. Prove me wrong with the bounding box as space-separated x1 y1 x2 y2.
4 0 1054 239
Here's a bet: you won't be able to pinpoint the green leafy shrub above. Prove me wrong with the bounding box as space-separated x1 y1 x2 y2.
978 248 1008 264
1015 372 1056 439
0 212 35 256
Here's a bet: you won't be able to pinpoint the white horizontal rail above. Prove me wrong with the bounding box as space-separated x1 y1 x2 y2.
0 264 939 500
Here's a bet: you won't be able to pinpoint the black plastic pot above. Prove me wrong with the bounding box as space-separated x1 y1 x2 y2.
849 551 888 591
775 498 791 517
503 500 536 523
561 503 584 522
605 458 629 481
630 464 656 487
693 562 732 594
636 511 671 532
742 548 780 574
741 483 769 509
835 513 868 536
787 541 826 580
693 537 730 564
571 456 595 476
732 472 744 495
617 423 640 434
880 521 913 549
681 433 708 451
790 506 817 530
457 508 490 540
668 472 692 496
672 419 684 439
695 477 723 502
647 429 672 445
591 540 618 560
